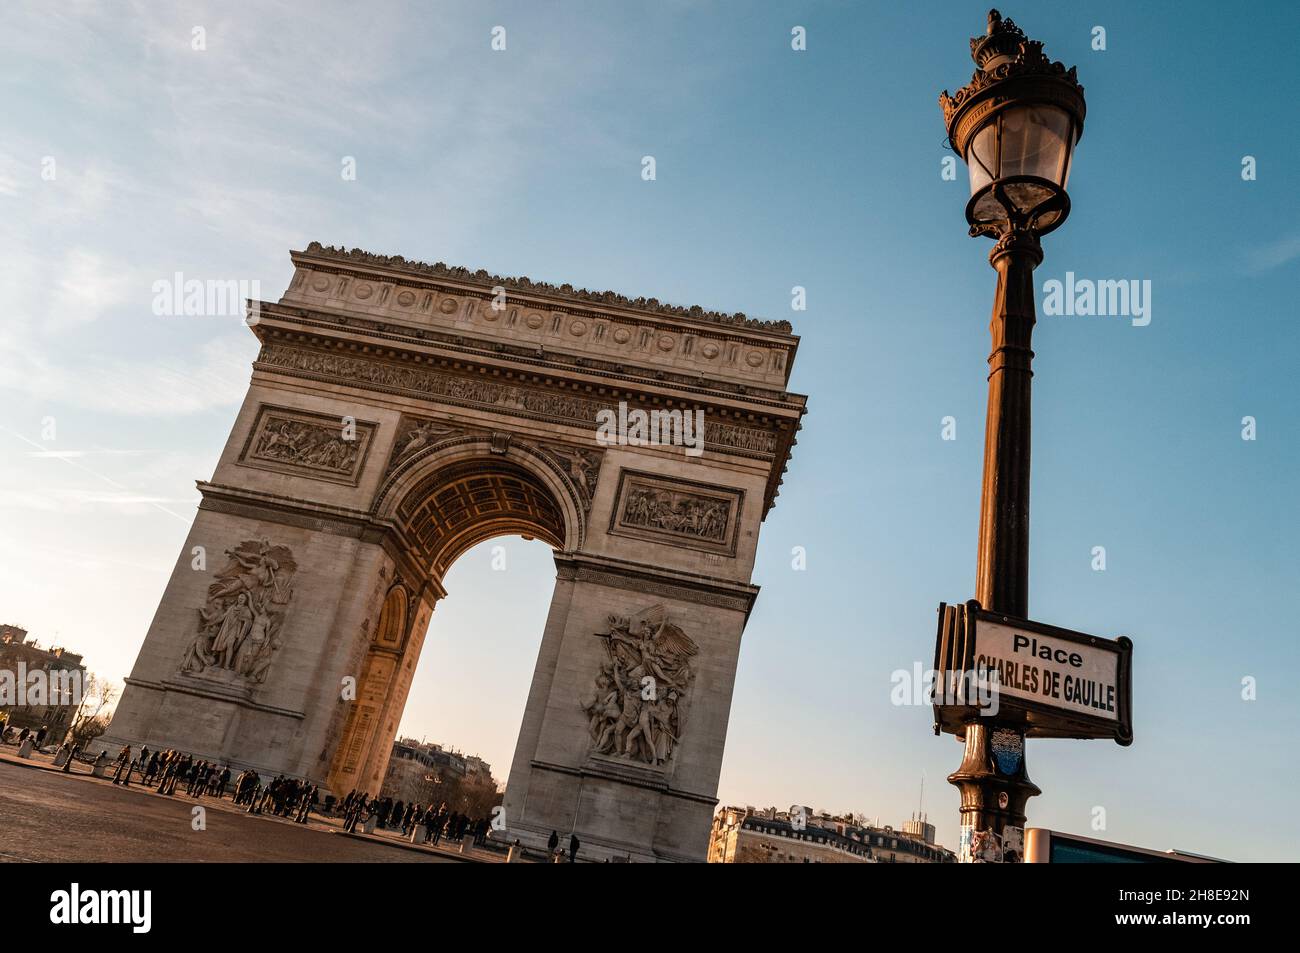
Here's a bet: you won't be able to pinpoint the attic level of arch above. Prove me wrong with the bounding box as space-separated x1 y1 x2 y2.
252 323 795 434
253 297 806 410
251 325 803 516
296 242 796 335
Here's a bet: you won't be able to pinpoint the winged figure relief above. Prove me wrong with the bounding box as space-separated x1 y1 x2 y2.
180 538 297 684
582 605 698 768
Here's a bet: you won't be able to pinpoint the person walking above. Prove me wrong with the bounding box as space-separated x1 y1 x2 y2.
569 832 580 863
343 793 365 833
159 755 174 794
296 784 316 824
165 754 189 795
111 745 133 785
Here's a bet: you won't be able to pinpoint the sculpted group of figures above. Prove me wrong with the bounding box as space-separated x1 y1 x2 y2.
180 538 297 683
582 607 698 767
621 486 728 542
255 417 360 473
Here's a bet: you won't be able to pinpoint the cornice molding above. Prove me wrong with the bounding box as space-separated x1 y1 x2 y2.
553 552 760 619
254 300 807 413
251 340 782 458
296 242 795 336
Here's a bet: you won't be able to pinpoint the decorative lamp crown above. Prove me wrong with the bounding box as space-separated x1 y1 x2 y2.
939 8 1086 157
970 9 1026 70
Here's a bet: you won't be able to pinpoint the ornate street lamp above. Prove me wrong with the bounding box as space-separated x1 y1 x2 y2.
938 10 1086 861
942 9 1085 248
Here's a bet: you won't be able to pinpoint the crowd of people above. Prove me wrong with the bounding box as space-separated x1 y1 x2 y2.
336 789 496 849
547 829 582 863
5 734 547 858
0 723 52 747
94 745 322 822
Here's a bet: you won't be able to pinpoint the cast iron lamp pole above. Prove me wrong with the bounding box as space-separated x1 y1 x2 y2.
938 9 1086 860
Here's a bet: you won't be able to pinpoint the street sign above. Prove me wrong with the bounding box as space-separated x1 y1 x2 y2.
933 600 1133 744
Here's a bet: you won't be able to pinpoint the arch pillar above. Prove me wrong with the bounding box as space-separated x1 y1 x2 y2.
501 553 759 862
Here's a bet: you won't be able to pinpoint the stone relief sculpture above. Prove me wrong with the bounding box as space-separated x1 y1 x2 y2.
252 415 360 474
621 485 729 543
180 538 296 684
257 344 778 455
389 416 466 467
539 443 601 512
582 605 698 768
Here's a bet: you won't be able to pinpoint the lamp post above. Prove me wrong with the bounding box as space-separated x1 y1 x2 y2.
938 9 1085 861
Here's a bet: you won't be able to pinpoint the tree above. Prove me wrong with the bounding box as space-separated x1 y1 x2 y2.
69 713 110 747
66 674 118 746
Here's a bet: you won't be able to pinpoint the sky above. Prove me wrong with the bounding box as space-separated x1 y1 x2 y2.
2 1 1297 861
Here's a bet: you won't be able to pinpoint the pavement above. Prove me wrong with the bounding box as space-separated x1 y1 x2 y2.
0 745 511 863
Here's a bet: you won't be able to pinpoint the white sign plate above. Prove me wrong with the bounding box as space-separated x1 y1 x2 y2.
974 620 1120 722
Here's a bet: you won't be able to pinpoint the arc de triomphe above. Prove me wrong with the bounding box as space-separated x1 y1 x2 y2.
101 243 807 861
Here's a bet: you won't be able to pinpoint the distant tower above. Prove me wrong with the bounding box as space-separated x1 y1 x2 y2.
903 813 936 845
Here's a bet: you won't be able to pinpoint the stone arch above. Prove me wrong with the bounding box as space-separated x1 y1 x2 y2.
372 435 587 562
326 438 586 795
99 245 806 861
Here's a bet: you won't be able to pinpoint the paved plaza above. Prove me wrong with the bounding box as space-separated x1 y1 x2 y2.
0 750 487 863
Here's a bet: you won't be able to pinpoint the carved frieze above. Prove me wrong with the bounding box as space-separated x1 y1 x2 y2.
582 605 698 770
239 405 375 486
255 344 777 457
384 415 475 475
180 538 297 685
608 470 743 557
535 442 602 513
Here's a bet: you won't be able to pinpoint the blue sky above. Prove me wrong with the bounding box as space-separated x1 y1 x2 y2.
2 1 1297 860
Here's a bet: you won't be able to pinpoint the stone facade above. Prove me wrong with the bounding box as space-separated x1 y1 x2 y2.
0 625 87 738
100 244 807 862
708 807 957 864
379 739 495 806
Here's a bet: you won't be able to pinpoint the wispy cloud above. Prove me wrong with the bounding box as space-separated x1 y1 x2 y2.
48 248 135 327
0 332 253 416
1 0 621 423
0 488 199 513
1244 233 1300 274
23 449 148 459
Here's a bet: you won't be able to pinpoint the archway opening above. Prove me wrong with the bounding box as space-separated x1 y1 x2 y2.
327 450 577 801
391 534 557 808
394 457 567 578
